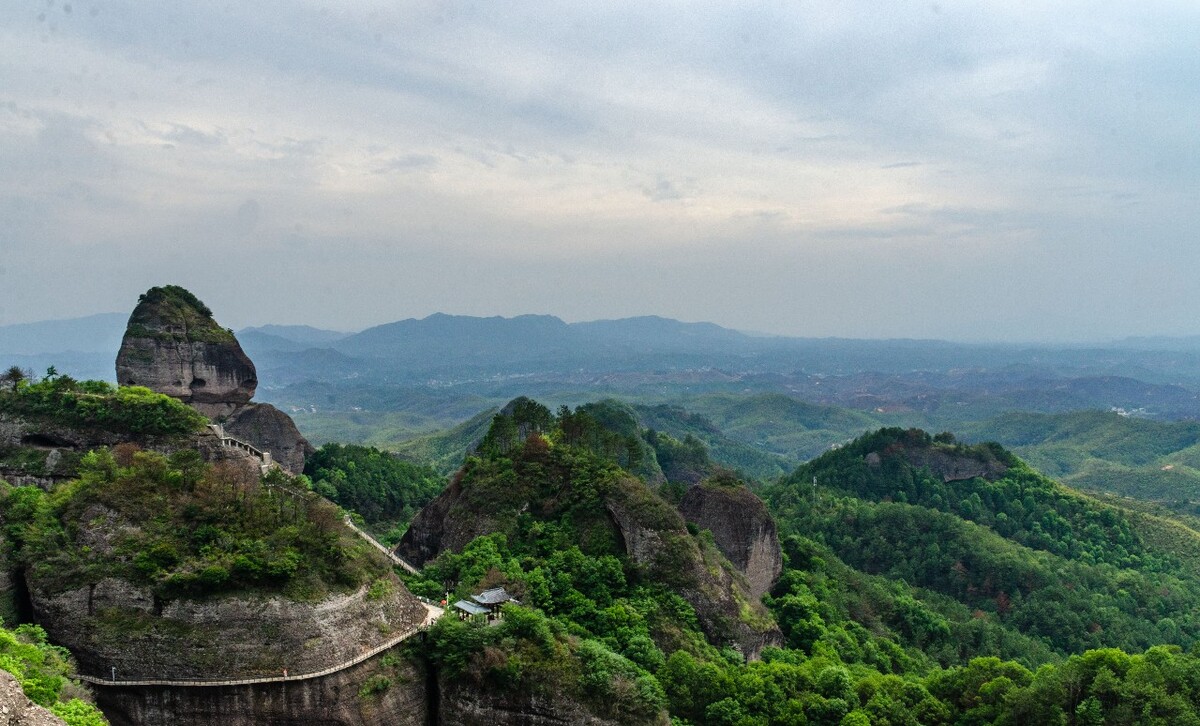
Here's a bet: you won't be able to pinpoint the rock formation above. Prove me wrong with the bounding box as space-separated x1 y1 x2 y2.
395 474 494 568
115 286 313 473
602 477 782 657
678 479 783 600
0 670 67 726
221 404 313 475
29 575 426 680
438 677 660 726
400 465 783 658
866 445 1010 483
115 286 256 418
93 655 428 726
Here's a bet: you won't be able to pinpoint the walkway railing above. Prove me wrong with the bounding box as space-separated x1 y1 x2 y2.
207 425 275 474
206 425 420 575
342 516 419 574
74 603 443 688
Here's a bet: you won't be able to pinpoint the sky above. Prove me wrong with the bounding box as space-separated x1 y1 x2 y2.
0 1 1197 342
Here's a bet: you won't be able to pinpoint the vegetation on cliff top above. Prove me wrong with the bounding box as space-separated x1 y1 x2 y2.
0 375 207 438
125 285 236 344
5 447 386 601
0 619 107 725
767 427 1200 657
394 402 1200 724
402 400 782 722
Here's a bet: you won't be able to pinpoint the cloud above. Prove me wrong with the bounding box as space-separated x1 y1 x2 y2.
0 1 1196 341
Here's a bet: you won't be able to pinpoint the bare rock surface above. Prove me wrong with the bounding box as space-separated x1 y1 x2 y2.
603 478 782 658
395 476 495 568
866 446 1010 483
116 286 256 408
29 575 427 681
0 670 66 726
440 676 664 726
94 653 427 726
678 481 783 599
222 403 315 475
114 286 313 473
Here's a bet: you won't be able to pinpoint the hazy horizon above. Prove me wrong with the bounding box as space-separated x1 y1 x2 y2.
3 306 1196 349
2 2 1197 342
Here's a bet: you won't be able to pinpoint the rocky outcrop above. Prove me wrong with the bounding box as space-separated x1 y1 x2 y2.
603 478 782 658
92 654 654 726
867 446 1009 483
115 286 312 473
94 651 427 726
29 576 426 680
0 670 67 726
439 676 662 726
395 476 498 568
400 450 782 659
678 481 782 600
116 286 256 415
221 404 315 475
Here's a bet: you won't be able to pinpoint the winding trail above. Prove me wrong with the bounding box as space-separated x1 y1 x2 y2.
210 425 420 574
73 428 435 688
73 603 443 688
342 516 420 575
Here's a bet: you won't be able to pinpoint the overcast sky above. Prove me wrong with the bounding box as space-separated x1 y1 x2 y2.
0 1 1196 341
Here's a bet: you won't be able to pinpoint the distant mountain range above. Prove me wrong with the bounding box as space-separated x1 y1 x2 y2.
7 312 1200 429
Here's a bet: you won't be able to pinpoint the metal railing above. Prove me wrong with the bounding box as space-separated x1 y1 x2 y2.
73 603 443 688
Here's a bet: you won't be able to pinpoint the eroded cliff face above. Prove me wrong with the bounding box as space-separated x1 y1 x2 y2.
29 576 426 680
867 446 1010 483
400 453 781 659
678 481 783 600
115 286 256 410
439 676 664 726
222 404 315 477
94 651 427 726
0 670 67 726
395 476 498 568
603 477 782 658
114 286 312 473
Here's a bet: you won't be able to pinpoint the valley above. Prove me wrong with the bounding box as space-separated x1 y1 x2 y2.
7 295 1200 724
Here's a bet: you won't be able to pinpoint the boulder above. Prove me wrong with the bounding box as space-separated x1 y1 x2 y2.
222 403 315 475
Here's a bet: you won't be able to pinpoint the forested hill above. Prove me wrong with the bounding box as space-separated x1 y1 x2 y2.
766 428 1200 658
379 408 1200 723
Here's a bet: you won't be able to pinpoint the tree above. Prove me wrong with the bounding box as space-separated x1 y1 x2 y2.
1 365 26 391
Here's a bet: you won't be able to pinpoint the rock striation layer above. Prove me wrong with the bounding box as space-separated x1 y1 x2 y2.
115 286 312 473
29 576 426 681
94 653 427 726
678 480 783 600
115 286 256 416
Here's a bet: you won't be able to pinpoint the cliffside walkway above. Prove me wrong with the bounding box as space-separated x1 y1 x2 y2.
73 602 443 688
208 424 276 474
209 424 421 574
342 516 420 574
